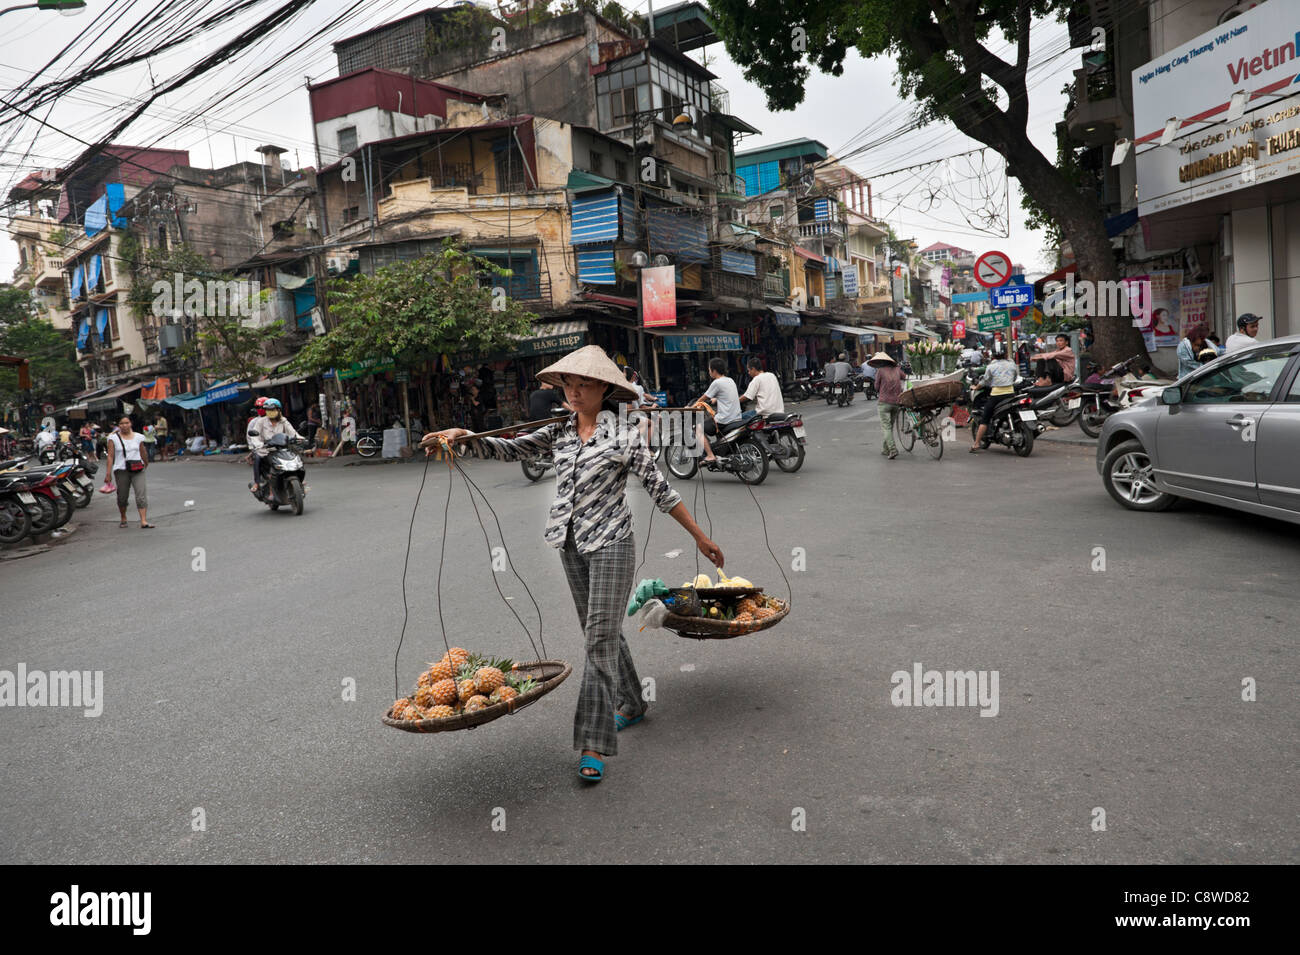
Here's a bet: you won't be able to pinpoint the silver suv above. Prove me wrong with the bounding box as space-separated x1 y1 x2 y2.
1096 335 1300 525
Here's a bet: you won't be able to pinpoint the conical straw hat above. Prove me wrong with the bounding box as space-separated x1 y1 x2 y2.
866 351 898 367
536 345 639 403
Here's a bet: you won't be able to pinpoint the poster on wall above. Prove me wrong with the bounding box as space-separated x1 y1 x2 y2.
1179 283 1212 340
1148 270 1182 348
1122 275 1155 351
640 266 677 328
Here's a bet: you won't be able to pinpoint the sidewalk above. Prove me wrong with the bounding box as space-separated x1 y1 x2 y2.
1037 427 1097 448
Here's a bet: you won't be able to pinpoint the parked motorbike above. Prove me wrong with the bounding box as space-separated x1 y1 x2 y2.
750 412 807 473
664 416 769 484
0 472 35 544
250 433 309 515
781 376 815 402
1064 355 1147 438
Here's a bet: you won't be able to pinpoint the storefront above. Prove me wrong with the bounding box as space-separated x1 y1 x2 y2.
642 324 742 404
1132 0 1300 351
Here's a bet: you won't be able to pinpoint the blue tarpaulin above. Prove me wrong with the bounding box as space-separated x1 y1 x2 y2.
163 392 206 410
106 183 128 227
85 254 102 292
76 317 91 349
96 308 110 341
84 194 109 236
647 202 709 264
70 264 84 299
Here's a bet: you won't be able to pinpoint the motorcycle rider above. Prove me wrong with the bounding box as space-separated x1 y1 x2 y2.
969 352 1019 453
247 398 301 496
1224 313 1262 353
739 356 784 418
692 357 742 467
35 424 57 460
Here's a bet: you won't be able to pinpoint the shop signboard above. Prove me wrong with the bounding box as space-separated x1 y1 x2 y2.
662 332 741 353
1133 1 1300 215
515 329 587 357
336 357 396 381
976 309 1010 332
646 391 668 407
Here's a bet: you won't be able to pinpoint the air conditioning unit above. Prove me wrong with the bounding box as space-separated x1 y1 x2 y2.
811 295 821 307
421 114 444 131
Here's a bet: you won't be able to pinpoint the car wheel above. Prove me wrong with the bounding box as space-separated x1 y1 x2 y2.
1102 439 1176 511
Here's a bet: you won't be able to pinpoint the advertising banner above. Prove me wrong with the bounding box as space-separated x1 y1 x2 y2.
641 266 677 328
1179 282 1213 339
1122 275 1155 351
1149 270 1183 348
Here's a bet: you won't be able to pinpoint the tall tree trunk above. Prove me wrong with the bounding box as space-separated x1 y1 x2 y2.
1010 146 1148 370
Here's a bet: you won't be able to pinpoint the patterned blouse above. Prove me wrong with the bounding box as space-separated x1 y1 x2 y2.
473 411 682 553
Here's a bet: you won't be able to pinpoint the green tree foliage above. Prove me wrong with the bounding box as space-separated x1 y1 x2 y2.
708 0 1148 365
0 285 82 407
292 242 536 374
124 243 281 382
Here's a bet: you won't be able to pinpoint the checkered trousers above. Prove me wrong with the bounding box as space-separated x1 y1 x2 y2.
559 528 646 756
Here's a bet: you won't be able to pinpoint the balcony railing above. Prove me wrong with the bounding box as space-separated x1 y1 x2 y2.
797 220 846 240
480 271 551 305
709 82 730 115
762 272 788 299
707 269 761 301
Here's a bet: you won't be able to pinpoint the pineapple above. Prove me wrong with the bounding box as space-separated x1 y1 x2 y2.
447 647 470 669
416 670 436 690
414 685 437 709
457 678 477 704
490 685 519 705
391 699 417 720
426 658 457 683
430 679 459 706
474 666 505 696
463 695 490 713
425 704 456 719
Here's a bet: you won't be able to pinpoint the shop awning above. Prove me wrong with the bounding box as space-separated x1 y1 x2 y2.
814 322 877 342
201 381 251 406
910 326 940 339
250 356 305 390
793 246 825 264
86 380 143 412
164 392 207 410
509 319 589 358
643 324 741 353
768 305 800 327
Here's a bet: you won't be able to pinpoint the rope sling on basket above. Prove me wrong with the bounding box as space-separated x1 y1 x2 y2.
629 420 793 641
384 433 571 734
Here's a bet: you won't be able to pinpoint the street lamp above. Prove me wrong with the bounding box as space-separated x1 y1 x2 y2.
0 0 86 17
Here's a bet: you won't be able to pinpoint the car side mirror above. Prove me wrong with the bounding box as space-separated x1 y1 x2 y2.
1159 386 1182 407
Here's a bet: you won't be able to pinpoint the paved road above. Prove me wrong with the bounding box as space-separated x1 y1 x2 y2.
1 400 1295 863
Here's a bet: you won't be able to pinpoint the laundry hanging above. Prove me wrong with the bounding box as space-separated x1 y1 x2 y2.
85 254 102 293
96 308 110 342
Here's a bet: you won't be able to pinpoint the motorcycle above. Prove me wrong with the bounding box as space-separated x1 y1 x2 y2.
664 415 769 484
0 472 36 544
964 378 1042 457
854 373 878 400
834 379 855 407
1064 355 1146 438
750 412 806 473
250 433 309 515
781 376 815 402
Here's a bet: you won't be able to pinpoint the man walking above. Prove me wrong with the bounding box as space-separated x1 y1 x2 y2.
869 351 906 460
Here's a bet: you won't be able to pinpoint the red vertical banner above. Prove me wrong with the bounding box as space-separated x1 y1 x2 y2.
640 266 677 328
952 319 966 339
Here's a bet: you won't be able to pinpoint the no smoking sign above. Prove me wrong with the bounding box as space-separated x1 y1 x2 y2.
975 250 1012 288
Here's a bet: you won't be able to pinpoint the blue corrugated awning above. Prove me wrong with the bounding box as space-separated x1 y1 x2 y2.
577 245 616 285
571 190 620 246
814 198 832 220
647 202 709 264
719 249 757 276
769 306 800 327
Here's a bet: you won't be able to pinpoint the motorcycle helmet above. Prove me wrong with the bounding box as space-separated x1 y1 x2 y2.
1236 313 1261 330
262 398 282 411
253 396 269 415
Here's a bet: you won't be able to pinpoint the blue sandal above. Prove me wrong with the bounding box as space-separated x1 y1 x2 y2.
614 712 643 732
578 754 605 782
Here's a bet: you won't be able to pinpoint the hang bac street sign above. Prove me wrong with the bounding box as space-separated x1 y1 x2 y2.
976 310 1011 332
989 283 1034 309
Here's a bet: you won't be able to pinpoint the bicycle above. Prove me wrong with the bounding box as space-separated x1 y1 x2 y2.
895 404 949 460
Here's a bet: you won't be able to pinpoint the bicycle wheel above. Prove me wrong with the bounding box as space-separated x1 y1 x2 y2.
920 415 944 460
895 410 916 452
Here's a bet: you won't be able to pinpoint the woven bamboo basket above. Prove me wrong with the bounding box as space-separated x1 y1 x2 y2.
897 378 962 409
382 660 572 734
663 599 790 640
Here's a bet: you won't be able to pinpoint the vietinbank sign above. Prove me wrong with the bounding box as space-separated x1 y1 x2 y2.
1133 4 1300 144
1133 2 1300 215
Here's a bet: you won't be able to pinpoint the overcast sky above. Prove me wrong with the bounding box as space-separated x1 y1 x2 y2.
0 0 1076 282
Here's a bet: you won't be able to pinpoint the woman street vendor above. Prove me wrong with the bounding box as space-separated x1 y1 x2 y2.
421 346 723 784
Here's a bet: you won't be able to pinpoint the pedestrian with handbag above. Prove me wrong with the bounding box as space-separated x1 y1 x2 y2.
104 415 154 529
